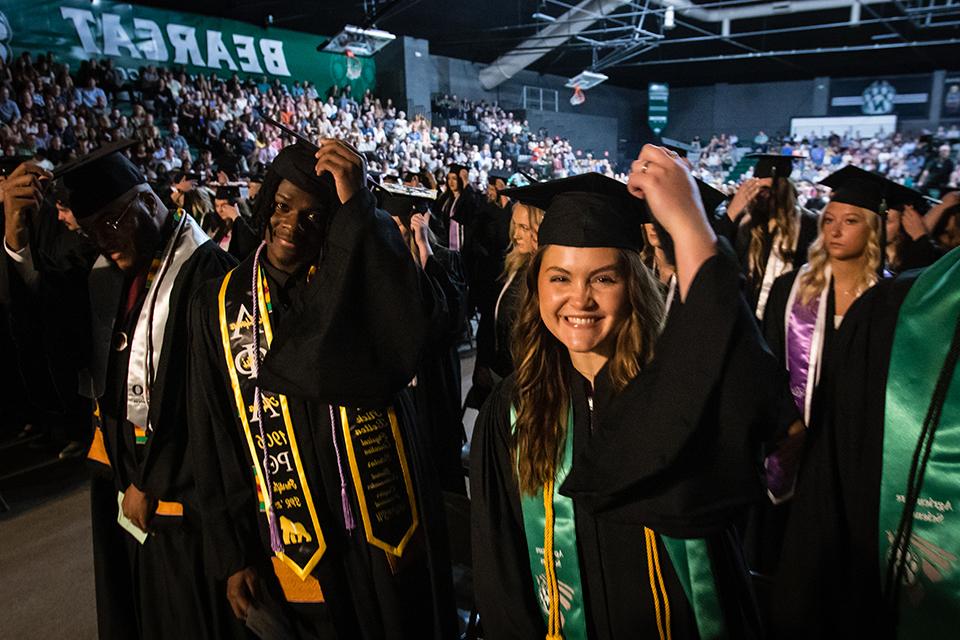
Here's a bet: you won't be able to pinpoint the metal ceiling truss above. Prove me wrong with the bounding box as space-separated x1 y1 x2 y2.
895 0 960 27
507 0 960 73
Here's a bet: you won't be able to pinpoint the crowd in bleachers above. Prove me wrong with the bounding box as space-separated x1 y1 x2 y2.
691 127 960 199
0 51 616 190
1 49 957 203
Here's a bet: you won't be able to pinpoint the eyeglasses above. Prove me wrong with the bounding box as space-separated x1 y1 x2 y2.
80 194 140 237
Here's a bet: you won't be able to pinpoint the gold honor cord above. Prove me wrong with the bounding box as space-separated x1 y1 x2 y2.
646 528 672 640
543 478 562 640
218 267 326 580
339 406 419 557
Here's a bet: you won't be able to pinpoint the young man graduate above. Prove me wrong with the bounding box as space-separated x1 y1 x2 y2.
3 140 240 639
187 139 458 639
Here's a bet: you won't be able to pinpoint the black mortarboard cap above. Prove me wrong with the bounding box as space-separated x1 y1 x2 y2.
215 185 241 202
697 179 728 214
54 139 145 219
501 173 648 251
818 165 900 215
0 154 34 176
748 153 796 180
373 182 436 225
885 181 927 211
448 163 469 175
661 139 694 159
269 141 338 204
487 169 511 185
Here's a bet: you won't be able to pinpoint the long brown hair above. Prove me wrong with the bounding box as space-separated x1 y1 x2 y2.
747 177 799 281
510 247 664 495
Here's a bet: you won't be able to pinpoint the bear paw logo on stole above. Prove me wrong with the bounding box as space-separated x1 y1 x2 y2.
280 516 313 545
534 573 575 626
886 530 958 606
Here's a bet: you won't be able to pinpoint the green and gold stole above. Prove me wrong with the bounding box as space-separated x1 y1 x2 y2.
217 261 419 586
512 405 727 640
879 248 960 635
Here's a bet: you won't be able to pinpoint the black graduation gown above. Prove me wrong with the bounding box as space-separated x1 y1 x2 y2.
490 270 524 379
771 271 921 639
257 189 433 406
187 253 458 640
472 247 781 639
93 237 241 640
205 213 260 262
4 208 97 443
414 246 469 494
741 270 832 579
713 210 819 317
897 234 944 273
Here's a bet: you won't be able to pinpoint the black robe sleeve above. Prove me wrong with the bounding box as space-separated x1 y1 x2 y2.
562 242 792 536
186 278 263 579
424 246 468 347
771 273 920 639
469 378 547 640
898 234 944 272
259 189 431 405
226 214 260 262
135 243 237 502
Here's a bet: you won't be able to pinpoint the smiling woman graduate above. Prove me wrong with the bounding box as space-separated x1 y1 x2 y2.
470 150 788 640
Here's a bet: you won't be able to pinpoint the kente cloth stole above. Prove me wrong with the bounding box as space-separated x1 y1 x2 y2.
879 247 960 636
218 264 419 582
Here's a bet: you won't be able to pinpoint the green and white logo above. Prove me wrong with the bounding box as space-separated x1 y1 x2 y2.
862 80 897 115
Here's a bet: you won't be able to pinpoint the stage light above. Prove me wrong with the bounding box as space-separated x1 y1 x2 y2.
532 12 557 23
664 5 676 30
321 25 397 57
565 70 608 91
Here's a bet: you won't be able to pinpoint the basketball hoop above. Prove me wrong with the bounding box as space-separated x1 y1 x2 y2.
570 85 586 106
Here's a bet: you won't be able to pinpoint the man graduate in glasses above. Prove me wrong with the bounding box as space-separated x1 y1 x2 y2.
3 140 241 639
186 139 457 639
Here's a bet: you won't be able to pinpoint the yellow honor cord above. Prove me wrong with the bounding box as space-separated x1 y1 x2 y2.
645 528 672 640
543 478 563 640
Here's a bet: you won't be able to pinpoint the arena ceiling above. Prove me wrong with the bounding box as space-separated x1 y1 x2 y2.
139 0 960 88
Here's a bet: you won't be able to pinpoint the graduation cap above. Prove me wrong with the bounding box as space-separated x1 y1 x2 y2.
500 173 648 251
661 138 694 159
447 163 469 176
267 141 339 205
747 154 796 180
214 184 242 202
487 169 511 186
818 166 918 274
401 170 422 184
53 139 145 219
373 181 436 225
818 165 903 215
0 154 35 177
262 115 319 152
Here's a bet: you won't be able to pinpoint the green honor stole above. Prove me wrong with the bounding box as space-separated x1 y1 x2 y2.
218 262 420 583
513 405 588 640
512 405 728 640
880 249 960 635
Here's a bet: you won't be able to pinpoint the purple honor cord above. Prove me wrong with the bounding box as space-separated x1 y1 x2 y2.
329 405 356 531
